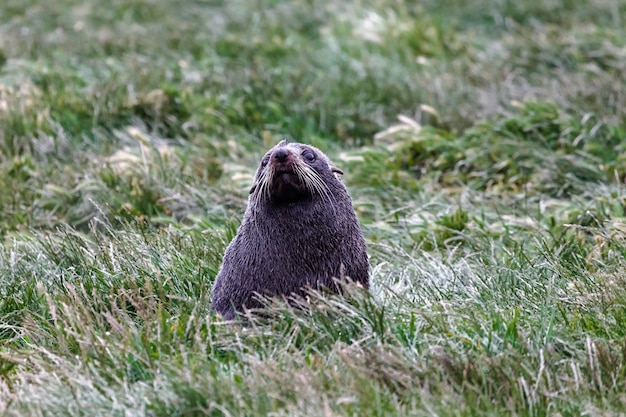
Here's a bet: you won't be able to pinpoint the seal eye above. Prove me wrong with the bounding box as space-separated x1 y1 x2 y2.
302 150 315 162
261 156 270 167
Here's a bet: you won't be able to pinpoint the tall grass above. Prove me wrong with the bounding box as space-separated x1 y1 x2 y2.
1 0 626 415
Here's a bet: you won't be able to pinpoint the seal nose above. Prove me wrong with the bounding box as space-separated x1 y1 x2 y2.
273 148 288 163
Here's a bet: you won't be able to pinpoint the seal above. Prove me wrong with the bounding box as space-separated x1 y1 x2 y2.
211 140 369 320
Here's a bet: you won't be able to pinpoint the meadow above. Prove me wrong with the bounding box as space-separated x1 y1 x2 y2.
1 0 626 415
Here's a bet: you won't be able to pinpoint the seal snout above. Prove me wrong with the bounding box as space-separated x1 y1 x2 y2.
273 148 289 163
266 146 309 204
270 147 296 175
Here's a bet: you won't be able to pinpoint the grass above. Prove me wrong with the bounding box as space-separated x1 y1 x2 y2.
1 0 626 415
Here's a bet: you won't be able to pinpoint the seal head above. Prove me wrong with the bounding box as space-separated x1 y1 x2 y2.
249 140 344 205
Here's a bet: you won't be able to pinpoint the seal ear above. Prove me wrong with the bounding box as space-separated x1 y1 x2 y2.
278 139 288 146
331 166 344 175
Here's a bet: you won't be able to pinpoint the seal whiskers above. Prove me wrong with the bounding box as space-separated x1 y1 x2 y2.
295 164 339 218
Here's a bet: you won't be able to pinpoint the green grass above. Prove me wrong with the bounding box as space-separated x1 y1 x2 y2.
1 0 626 415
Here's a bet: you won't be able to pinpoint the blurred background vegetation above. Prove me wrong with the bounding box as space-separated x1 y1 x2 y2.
1 0 626 415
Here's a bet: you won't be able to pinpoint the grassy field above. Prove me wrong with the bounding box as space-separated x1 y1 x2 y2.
1 0 626 415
